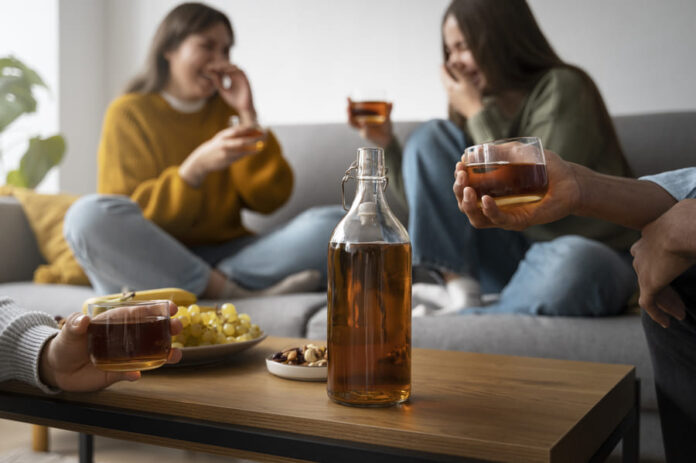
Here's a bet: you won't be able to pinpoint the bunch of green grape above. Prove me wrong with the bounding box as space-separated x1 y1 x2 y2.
171 303 262 348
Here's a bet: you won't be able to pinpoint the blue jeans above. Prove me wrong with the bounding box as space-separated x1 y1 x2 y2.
64 194 344 295
402 119 637 316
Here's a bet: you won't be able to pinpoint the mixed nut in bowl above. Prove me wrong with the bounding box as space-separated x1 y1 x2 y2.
266 344 328 381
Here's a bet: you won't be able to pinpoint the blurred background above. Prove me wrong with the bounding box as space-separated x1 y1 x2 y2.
1 0 695 194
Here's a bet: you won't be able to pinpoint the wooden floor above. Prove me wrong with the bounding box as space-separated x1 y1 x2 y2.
0 419 253 462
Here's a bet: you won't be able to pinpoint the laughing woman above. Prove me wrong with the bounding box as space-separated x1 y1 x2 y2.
64 2 343 298
349 0 638 317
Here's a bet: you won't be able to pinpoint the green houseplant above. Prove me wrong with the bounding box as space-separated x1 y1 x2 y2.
0 56 65 188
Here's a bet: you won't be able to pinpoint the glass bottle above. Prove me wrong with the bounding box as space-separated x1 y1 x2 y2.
327 147 412 407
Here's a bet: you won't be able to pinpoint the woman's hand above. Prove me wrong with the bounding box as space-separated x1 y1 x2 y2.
440 64 483 119
453 150 581 230
631 199 696 328
179 125 266 188
346 98 394 148
39 302 182 392
206 62 257 124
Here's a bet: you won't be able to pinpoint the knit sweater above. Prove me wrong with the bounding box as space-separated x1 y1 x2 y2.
0 297 59 393
97 93 293 246
386 67 638 251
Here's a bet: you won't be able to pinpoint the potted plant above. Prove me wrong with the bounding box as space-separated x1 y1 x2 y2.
0 56 65 188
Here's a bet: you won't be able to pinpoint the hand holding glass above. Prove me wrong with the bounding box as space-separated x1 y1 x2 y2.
462 137 548 207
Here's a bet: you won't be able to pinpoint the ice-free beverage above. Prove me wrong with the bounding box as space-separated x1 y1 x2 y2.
87 301 171 372
327 241 411 406
349 100 389 125
465 162 548 206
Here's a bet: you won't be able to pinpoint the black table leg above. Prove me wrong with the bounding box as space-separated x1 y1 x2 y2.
79 433 93 463
622 380 640 463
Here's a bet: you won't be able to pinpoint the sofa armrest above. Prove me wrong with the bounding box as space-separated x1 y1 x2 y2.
0 196 44 283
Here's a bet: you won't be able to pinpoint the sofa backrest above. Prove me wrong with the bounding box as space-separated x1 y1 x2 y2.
613 112 696 176
1 112 693 283
0 196 45 282
245 112 696 233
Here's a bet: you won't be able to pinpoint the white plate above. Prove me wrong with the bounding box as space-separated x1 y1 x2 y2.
167 333 267 367
265 357 327 381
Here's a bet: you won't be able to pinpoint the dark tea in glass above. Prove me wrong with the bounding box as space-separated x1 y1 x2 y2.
463 137 548 207
87 300 171 372
349 100 389 125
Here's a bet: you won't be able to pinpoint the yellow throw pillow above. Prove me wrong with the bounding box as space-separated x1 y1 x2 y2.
0 186 89 285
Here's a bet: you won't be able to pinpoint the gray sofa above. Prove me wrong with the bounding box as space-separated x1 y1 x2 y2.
1 113 695 461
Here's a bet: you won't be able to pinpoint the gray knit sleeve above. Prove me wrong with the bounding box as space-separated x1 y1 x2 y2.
0 297 60 393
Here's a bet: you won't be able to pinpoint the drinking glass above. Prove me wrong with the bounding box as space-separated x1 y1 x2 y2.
462 137 548 207
348 89 389 125
87 300 171 372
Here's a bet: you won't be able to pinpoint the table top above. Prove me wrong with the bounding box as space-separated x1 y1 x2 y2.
0 336 635 463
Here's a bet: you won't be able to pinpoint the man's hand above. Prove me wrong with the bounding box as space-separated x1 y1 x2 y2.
631 199 696 327
453 150 582 230
39 302 183 392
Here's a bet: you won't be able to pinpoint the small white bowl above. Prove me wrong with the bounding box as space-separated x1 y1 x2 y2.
265 357 327 382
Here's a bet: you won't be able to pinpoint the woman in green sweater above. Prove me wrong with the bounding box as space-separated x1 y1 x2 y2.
350 0 638 316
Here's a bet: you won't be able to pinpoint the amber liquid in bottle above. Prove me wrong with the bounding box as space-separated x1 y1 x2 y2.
327 242 412 406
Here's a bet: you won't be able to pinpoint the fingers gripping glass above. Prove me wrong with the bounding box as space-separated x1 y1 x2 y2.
462 137 548 207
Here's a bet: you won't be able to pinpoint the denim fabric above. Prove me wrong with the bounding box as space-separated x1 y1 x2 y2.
641 268 696 463
402 119 637 316
64 195 344 295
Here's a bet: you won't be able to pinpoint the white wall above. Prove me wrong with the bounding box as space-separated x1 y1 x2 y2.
0 0 59 192
529 0 696 115
102 0 451 125
58 0 106 195
4 1 695 194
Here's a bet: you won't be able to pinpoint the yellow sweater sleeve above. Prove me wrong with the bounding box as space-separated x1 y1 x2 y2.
97 97 205 234
231 130 293 214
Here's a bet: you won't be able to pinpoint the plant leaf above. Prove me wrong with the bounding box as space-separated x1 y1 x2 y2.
5 169 27 188
0 56 45 131
0 56 45 87
6 134 66 188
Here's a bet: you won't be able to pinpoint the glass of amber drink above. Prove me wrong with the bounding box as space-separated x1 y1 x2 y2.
87 300 171 372
462 137 548 207
348 89 389 125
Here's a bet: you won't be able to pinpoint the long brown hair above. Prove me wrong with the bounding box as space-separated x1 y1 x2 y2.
125 2 233 94
444 0 625 162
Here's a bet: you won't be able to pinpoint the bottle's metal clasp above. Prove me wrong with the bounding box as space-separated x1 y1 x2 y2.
341 160 358 211
341 161 389 211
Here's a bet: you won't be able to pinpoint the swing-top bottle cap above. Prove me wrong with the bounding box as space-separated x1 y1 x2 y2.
357 147 386 178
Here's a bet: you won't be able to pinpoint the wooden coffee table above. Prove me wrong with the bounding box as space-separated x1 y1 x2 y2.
0 336 638 463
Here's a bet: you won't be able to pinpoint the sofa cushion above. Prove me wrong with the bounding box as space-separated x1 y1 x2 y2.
198 293 327 338
306 307 657 410
0 282 326 339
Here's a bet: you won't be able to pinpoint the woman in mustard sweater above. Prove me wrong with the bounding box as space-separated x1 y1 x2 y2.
64 3 343 298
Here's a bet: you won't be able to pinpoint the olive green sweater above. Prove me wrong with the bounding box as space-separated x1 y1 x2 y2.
386 67 638 251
